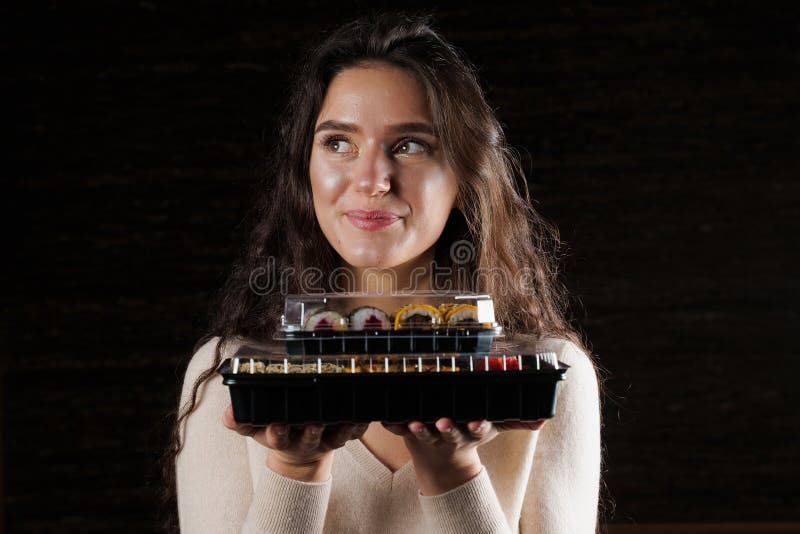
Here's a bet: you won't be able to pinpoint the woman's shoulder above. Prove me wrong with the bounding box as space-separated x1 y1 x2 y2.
504 333 599 397
185 336 220 378
186 334 251 368
181 335 249 396
504 333 593 368
536 337 592 368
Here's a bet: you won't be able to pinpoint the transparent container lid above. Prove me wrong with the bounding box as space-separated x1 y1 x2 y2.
224 352 563 375
279 291 499 333
225 338 565 375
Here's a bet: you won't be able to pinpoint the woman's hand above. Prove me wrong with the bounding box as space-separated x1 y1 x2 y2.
222 404 368 482
383 418 545 495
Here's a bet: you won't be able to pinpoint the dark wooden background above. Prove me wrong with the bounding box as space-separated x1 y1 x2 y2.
4 1 799 532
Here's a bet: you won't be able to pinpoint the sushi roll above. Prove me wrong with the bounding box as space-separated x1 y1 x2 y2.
349 306 391 330
444 304 479 326
302 304 326 323
438 302 457 316
304 310 348 331
393 304 442 329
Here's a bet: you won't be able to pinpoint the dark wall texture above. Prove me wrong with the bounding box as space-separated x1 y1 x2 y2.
4 1 799 532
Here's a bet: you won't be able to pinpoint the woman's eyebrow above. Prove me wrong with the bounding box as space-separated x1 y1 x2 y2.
314 120 436 136
315 120 359 134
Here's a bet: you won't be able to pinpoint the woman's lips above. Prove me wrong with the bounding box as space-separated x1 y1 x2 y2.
345 209 401 231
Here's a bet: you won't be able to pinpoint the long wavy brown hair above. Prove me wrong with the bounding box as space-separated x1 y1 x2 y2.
161 10 597 532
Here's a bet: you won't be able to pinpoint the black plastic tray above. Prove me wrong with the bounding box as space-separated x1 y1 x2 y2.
280 327 500 355
220 358 567 425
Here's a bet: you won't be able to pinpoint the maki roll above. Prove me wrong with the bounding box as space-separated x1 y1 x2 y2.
349 306 392 330
302 304 326 324
304 310 348 331
438 302 457 317
393 304 442 329
444 304 479 326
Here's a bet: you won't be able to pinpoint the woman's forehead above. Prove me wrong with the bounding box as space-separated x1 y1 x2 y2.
316 65 432 128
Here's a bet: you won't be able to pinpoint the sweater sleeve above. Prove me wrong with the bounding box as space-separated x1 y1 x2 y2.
419 467 511 534
242 466 331 533
519 340 601 533
175 337 332 534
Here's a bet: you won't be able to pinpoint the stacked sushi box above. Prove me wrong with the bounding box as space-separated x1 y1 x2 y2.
220 293 568 424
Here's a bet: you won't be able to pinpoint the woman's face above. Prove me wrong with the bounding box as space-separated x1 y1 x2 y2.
309 64 458 272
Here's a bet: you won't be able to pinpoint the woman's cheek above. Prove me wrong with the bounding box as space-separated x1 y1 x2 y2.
310 160 350 205
419 171 458 217
316 173 348 200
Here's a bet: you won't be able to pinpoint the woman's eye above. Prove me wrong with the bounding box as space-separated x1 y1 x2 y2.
323 136 356 154
394 139 429 155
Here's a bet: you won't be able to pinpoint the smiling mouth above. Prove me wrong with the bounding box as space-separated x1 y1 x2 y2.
345 210 401 231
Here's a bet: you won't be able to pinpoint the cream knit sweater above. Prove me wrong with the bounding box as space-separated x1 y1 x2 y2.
176 336 600 533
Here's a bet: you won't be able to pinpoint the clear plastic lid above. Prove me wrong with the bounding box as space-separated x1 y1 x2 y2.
225 337 565 375
223 352 562 375
279 292 499 333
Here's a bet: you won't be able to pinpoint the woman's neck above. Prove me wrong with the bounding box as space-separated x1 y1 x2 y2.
346 247 435 293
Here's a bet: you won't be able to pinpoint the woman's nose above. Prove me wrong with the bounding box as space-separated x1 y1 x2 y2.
353 143 392 196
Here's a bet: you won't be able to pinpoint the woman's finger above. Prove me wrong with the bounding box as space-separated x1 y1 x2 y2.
299 424 324 453
323 423 357 449
466 420 491 440
222 405 259 437
435 418 465 444
408 421 438 444
264 423 291 450
222 404 241 429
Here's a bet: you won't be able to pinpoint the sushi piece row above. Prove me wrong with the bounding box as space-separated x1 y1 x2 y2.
305 303 482 332
230 354 534 375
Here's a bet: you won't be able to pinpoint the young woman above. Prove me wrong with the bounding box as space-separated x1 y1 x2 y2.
167 12 600 534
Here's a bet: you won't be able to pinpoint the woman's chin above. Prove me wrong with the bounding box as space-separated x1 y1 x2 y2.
333 240 395 268
340 252 399 270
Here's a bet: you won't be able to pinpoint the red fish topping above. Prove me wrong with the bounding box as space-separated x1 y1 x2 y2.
475 356 520 371
363 314 384 329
